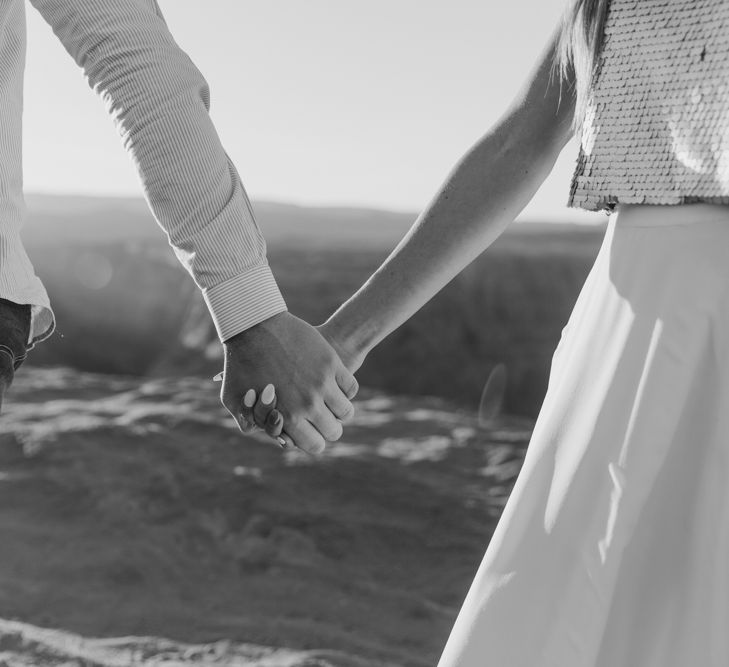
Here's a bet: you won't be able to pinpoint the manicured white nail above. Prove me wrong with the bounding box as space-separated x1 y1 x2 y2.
261 383 276 405
243 389 256 408
212 371 224 382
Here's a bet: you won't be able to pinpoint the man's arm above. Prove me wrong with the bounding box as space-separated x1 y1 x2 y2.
30 0 283 339
29 0 357 451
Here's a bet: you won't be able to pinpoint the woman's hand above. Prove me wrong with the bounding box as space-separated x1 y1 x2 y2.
240 379 358 451
239 384 291 449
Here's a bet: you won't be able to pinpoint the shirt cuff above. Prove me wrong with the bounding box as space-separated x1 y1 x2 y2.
202 264 287 342
29 304 56 349
0 292 55 350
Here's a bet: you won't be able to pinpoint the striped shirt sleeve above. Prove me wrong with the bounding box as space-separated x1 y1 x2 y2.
29 0 287 342
0 0 55 347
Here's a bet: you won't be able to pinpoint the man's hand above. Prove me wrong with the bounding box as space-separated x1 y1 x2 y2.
220 312 359 454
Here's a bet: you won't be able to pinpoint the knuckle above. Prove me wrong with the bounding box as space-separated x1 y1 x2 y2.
345 378 359 399
339 403 355 421
305 433 326 454
300 394 317 412
287 415 305 434
311 379 328 398
323 420 343 442
286 425 324 454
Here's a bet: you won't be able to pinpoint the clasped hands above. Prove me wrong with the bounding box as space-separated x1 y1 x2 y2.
219 311 360 454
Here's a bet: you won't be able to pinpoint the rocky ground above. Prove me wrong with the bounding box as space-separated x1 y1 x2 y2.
0 368 533 666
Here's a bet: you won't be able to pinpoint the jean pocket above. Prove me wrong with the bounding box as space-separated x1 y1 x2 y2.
0 299 31 371
0 344 25 371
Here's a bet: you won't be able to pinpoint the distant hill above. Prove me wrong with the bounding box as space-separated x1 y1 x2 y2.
23 194 417 250
21 194 606 417
24 193 601 250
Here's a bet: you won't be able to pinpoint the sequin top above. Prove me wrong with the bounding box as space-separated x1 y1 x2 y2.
568 0 729 212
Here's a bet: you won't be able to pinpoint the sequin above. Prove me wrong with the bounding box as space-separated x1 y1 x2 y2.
568 0 729 212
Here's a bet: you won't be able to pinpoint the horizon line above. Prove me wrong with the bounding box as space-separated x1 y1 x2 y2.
24 190 604 225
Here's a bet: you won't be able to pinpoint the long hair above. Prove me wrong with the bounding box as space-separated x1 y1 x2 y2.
556 0 610 131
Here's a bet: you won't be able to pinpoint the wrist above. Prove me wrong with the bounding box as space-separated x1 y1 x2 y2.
320 311 376 372
223 310 292 356
223 310 289 348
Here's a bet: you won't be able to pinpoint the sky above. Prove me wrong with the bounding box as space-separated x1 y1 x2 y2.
22 0 600 223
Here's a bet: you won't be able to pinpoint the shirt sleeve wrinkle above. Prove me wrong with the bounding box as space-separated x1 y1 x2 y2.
28 0 287 341
29 0 264 283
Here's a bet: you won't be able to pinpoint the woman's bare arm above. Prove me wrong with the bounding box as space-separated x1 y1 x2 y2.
321 32 577 370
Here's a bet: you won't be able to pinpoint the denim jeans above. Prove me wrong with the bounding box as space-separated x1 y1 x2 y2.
0 297 31 387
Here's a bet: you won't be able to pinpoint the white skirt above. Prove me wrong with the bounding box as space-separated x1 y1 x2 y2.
438 203 729 666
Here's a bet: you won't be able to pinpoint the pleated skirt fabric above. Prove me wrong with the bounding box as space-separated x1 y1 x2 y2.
438 203 729 667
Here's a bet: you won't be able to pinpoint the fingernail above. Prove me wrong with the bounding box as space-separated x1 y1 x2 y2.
213 371 224 382
261 383 275 405
243 389 256 408
276 436 287 448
